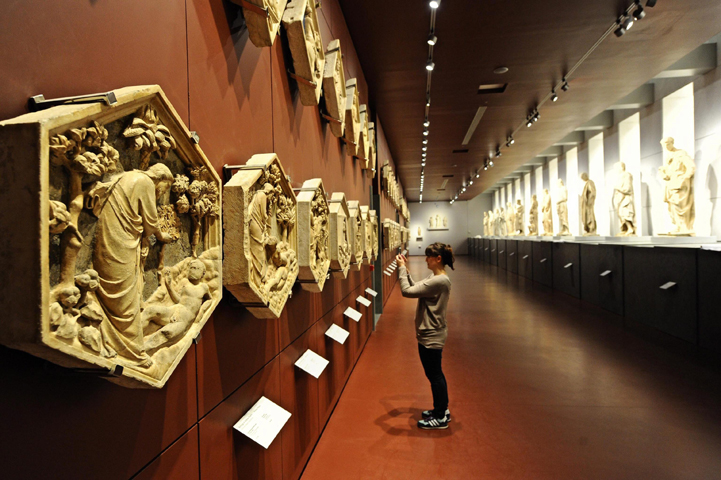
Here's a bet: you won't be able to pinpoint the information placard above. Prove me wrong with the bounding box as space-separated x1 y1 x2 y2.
233 396 291 449
384 271 392 276
344 306 362 322
365 288 378 297
294 349 329 378
356 295 371 307
325 324 350 344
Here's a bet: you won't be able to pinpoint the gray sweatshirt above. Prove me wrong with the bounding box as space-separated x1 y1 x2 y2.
398 265 452 349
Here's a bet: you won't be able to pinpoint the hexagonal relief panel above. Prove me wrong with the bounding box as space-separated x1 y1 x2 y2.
0 85 222 388
328 192 351 279
224 154 298 319
282 0 325 106
296 178 330 292
322 39 346 139
360 206 373 265
231 0 289 48
347 200 363 271
344 79 360 157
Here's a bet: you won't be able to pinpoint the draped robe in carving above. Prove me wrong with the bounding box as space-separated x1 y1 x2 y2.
613 171 635 232
86 172 161 365
661 150 696 233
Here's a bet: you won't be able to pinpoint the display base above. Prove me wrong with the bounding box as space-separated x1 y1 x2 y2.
603 236 718 245
568 236 606 242
539 235 565 241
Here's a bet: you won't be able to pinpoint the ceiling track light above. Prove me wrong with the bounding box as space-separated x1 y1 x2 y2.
551 90 558 102
429 0 440 9
427 33 438 46
423 130 429 136
614 15 634 37
489 159 494 167
562 79 570 92
496 148 502 157
422 146 427 151
633 2 646 20
646 0 657 7
423 119 430 127
506 136 515 147
426 60 435 71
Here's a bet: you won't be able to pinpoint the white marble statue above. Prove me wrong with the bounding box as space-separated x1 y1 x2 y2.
483 212 489 236
528 195 538 236
541 189 553 236
505 202 515 236
499 208 507 236
659 137 696 235
514 199 524 235
612 162 636 236
580 173 597 236
556 179 571 236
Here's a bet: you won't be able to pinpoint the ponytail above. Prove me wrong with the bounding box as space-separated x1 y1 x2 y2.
425 242 455 270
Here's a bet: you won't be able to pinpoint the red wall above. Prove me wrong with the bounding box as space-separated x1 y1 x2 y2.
0 1 403 479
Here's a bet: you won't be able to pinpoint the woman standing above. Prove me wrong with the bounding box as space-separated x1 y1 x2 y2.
396 242 454 430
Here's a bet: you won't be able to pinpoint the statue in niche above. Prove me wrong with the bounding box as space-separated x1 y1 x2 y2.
580 173 597 236
483 212 489 236
499 208 507 236
612 162 636 236
556 179 571 236
492 208 500 236
515 199 524 235
528 195 539 236
541 189 553 236
506 202 515 236
659 137 696 235
282 0 325 106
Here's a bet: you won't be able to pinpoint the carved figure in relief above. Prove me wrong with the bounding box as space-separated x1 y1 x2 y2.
49 286 82 341
612 162 636 236
556 179 571 236
355 214 363 257
339 218 351 264
506 202 515 236
541 189 553 236
429 216 434 228
171 166 220 257
264 238 297 295
659 137 696 235
248 183 276 288
142 260 211 353
515 200 524 235
84 164 175 367
417 226 422 237
442 216 448 228
435 214 441 229
580 173 597 236
303 3 323 84
528 195 539 236
310 194 330 277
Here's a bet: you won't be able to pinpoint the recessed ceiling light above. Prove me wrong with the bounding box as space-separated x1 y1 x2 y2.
493 66 509 74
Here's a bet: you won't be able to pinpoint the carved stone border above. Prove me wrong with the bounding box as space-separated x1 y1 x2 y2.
369 209 379 261
231 0 289 48
322 39 346 138
357 104 370 168
347 200 363 271
360 206 373 264
329 192 351 279
367 121 377 177
344 79 360 157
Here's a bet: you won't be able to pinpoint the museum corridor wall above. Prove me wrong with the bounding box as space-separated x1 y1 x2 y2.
0 1 404 479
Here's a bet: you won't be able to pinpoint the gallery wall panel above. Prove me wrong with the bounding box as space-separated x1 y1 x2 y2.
134 426 200 480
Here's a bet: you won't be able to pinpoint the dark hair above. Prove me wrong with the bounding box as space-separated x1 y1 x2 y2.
425 242 455 270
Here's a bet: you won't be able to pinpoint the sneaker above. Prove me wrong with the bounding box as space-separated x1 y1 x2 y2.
417 414 449 430
422 409 451 422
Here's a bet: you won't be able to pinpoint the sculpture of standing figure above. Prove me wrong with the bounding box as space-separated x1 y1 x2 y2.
613 162 636 236
580 173 597 236
429 216 435 229
528 195 538 236
435 214 442 229
659 137 696 235
499 208 507 236
483 212 489 236
515 199 524 235
505 202 515 236
494 208 502 236
541 189 553 236
556 179 571 236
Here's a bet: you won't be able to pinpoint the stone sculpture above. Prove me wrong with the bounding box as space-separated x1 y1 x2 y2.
528 195 539 236
483 212 489 236
347 200 363 271
367 122 377 176
322 40 346 138
515 199 524 235
417 226 422 237
493 208 502 236
297 179 330 292
506 202 515 236
282 0 325 106
612 162 636 236
659 137 696 235
225 153 298 318
328 192 351 279
383 219 392 250
370 210 379 261
0 86 222 388
360 206 373 263
556 179 571 236
344 79 361 156
443 216 448 228
232 0 288 48
541 189 554 236
580 173 597 236
499 208 507 236
357 105 370 168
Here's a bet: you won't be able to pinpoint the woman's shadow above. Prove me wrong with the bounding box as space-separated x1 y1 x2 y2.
374 396 459 438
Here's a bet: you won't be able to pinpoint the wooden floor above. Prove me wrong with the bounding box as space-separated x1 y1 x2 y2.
301 256 721 480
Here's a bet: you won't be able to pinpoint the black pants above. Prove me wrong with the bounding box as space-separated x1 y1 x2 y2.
418 343 448 418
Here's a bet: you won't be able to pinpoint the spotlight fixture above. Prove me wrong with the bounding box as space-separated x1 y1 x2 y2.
615 16 634 37
527 118 533 128
646 0 657 7
551 90 558 102
427 33 438 46
469 179 473 185
426 60 435 71
561 79 570 92
422 146 427 152
633 2 646 20
422 152 427 157
423 130 429 136
506 136 515 147
423 139 428 145
426 95 431 107
423 119 430 127
484 164 489 171
533 111 540 122
489 159 494 167
429 0 440 9
476 171 480 178
496 148 502 157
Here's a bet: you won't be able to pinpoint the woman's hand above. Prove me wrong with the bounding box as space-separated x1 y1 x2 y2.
396 254 407 267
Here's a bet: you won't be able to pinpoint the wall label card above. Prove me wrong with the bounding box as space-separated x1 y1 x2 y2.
325 324 350 344
356 295 371 307
233 396 291 449
344 306 362 322
600 270 612 277
659 281 677 290
384 271 392 276
365 288 378 297
564 263 573 269
294 349 329 379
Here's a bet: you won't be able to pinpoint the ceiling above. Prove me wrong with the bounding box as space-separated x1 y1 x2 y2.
336 0 721 202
